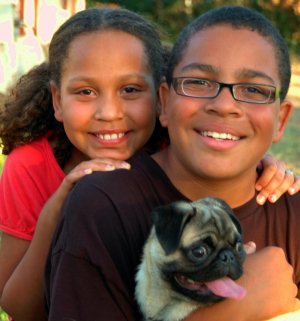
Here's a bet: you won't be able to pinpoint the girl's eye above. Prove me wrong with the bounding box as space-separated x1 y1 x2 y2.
121 85 144 100
122 86 140 94
79 89 93 96
73 88 97 100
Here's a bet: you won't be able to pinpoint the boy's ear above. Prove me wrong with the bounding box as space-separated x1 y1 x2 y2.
272 99 293 144
158 82 170 128
50 81 63 122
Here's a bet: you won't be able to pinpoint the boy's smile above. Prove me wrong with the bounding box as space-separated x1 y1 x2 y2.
158 25 292 206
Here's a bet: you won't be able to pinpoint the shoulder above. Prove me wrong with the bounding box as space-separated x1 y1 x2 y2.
3 136 63 177
4 136 52 167
73 151 167 197
59 151 178 233
254 192 300 221
1 136 64 193
271 191 300 212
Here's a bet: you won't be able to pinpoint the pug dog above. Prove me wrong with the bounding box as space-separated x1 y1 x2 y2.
135 197 246 321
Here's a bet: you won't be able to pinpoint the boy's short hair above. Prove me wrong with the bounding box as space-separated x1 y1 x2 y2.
166 6 291 101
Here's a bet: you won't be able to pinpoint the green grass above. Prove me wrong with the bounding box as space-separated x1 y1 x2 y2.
269 107 300 172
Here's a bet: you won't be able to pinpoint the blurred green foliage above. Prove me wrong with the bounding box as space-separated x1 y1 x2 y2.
0 308 8 321
86 0 300 54
0 154 5 175
269 108 300 172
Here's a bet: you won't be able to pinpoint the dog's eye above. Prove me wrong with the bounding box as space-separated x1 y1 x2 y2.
235 242 243 253
191 246 207 259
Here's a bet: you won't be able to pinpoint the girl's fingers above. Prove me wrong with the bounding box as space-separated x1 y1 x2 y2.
256 155 298 205
256 155 285 191
287 173 300 195
256 171 294 205
62 159 131 188
73 159 130 172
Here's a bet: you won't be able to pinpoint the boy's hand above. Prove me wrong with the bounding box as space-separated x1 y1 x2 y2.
239 247 300 320
185 247 299 321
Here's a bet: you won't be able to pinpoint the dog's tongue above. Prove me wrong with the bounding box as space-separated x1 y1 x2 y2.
205 277 246 299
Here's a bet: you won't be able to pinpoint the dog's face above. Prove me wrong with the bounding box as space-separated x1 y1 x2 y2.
151 197 246 305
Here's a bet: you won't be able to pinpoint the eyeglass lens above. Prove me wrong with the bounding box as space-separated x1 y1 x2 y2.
176 78 276 103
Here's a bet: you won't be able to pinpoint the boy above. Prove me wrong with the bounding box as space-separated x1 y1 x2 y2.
45 6 300 321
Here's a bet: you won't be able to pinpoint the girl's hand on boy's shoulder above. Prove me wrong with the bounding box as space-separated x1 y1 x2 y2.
64 158 130 185
256 154 299 205
56 159 131 203
41 158 131 221
63 158 131 190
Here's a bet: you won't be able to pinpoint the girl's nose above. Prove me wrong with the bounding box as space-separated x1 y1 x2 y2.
94 96 123 121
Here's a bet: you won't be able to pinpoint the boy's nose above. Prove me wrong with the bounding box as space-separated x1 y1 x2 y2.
204 87 243 117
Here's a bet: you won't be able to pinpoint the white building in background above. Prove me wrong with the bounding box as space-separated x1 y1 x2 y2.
0 0 17 94
0 0 86 95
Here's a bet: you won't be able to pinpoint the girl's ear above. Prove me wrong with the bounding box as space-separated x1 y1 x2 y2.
272 99 293 143
50 81 63 122
158 81 170 128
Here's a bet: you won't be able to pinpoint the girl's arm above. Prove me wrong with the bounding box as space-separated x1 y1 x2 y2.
0 158 130 321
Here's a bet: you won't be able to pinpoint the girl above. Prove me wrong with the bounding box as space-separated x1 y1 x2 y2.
0 7 298 321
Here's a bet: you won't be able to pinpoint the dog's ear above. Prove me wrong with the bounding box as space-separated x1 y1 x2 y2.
208 197 243 236
152 201 195 255
228 212 243 235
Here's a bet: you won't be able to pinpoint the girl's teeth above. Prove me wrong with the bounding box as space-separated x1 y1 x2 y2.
97 133 125 140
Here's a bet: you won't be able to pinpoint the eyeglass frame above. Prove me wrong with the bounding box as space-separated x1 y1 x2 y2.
172 77 280 104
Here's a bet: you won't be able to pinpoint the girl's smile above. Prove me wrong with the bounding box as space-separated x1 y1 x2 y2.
52 30 157 161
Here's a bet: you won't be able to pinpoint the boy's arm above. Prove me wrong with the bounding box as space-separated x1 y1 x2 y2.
185 247 300 321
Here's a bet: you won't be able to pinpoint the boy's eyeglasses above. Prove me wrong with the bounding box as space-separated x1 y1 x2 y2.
172 77 279 104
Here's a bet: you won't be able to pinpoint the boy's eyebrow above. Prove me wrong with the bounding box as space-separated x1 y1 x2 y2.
180 63 217 74
236 68 276 84
179 63 276 85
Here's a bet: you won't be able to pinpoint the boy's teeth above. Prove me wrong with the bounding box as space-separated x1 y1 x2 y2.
202 131 239 141
97 133 125 140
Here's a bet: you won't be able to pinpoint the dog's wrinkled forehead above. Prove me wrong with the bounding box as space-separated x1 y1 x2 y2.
151 197 242 255
182 198 241 246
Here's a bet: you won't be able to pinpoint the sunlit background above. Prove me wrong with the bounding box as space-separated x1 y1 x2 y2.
0 0 299 102
0 2 300 319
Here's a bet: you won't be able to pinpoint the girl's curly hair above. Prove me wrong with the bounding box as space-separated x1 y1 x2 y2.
0 63 71 167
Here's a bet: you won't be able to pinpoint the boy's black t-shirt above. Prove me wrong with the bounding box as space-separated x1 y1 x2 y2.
45 151 300 321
